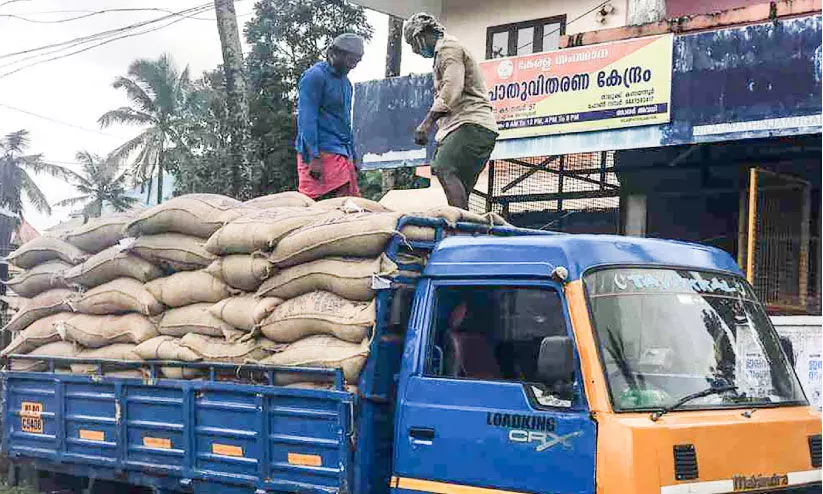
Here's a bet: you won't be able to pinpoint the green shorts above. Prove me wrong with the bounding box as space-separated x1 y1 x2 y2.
431 123 498 193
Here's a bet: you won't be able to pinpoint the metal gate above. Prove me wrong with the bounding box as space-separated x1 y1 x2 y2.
741 168 818 314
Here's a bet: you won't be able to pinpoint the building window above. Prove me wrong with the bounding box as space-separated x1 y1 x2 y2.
485 15 566 59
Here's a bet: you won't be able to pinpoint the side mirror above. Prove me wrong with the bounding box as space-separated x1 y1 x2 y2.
779 336 796 368
537 336 575 383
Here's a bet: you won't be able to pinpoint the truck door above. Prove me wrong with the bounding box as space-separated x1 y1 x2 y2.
392 280 596 494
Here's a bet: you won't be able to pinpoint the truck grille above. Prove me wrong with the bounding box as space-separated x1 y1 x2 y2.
809 434 821 468
673 444 698 481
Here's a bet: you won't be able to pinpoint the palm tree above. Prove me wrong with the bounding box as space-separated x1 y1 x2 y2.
0 129 75 216
54 152 138 222
98 54 200 204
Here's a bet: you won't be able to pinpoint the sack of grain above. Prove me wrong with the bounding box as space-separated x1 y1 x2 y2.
70 344 142 374
10 341 78 372
284 382 358 393
63 244 164 288
145 271 236 308
135 335 201 361
68 278 163 316
180 333 274 363
270 213 401 267
2 289 74 333
422 206 509 227
59 214 131 253
257 255 396 301
134 336 204 379
315 197 392 213
158 304 244 340
244 192 315 209
209 295 282 332
204 208 340 255
131 233 216 272
4 260 71 297
260 335 370 384
6 236 88 269
1 313 72 356
126 194 242 238
205 255 274 291
259 291 375 343
56 313 158 348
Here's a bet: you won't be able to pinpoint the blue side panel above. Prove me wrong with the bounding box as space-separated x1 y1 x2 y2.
3 373 354 494
353 15 822 169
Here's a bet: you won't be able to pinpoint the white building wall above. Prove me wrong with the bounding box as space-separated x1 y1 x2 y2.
772 316 822 410
440 0 629 61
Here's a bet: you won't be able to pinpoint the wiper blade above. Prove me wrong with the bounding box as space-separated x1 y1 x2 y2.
650 385 737 421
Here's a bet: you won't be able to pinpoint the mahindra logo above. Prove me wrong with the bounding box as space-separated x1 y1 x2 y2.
732 474 788 491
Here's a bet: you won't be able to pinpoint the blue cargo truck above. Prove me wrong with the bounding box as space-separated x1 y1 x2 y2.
3 217 821 494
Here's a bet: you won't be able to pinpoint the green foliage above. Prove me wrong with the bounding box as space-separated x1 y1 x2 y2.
0 130 75 216
54 151 137 222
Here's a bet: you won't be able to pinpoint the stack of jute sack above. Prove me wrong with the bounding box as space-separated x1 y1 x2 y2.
1 192 506 388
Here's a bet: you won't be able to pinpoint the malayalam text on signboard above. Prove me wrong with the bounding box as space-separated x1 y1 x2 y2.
479 34 673 139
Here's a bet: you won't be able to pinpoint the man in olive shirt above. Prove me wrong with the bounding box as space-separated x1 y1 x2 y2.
404 12 499 209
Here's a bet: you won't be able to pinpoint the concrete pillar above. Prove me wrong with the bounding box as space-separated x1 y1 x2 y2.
624 194 648 237
627 0 667 25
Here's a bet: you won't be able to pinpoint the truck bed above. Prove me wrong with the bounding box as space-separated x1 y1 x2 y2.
3 365 354 494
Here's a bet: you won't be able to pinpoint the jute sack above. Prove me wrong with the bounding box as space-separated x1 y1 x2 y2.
260 335 370 384
180 333 274 363
145 271 236 308
314 197 392 213
4 260 71 297
59 214 131 253
158 304 245 341
270 212 402 267
284 382 358 393
134 336 202 379
132 234 216 272
56 313 158 348
244 192 315 209
69 278 163 316
126 194 242 238
259 291 375 343
10 341 78 372
70 344 142 374
204 208 341 255
209 295 282 332
2 289 74 333
422 206 509 227
63 244 164 288
257 255 397 301
1 313 72 356
6 236 88 269
135 335 201 361
205 255 274 291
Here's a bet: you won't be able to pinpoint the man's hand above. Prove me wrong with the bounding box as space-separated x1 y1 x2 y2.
308 157 323 180
414 121 431 146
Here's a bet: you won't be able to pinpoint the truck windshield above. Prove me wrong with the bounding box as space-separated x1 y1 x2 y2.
583 268 806 412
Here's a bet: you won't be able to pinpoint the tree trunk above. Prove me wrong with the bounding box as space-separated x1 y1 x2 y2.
381 15 404 195
156 148 164 205
214 0 253 199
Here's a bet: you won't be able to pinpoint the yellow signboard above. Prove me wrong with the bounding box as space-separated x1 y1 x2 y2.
479 34 673 139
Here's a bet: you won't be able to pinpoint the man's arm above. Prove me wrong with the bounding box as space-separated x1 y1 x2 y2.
416 47 466 145
297 69 324 178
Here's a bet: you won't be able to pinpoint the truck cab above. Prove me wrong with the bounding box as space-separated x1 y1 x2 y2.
3 221 820 494
389 233 821 494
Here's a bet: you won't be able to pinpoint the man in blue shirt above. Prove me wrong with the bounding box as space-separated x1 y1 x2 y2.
295 33 365 199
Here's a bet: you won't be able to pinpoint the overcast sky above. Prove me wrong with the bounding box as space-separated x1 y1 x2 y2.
0 0 430 232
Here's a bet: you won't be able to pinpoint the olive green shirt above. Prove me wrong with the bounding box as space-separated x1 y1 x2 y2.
431 34 499 143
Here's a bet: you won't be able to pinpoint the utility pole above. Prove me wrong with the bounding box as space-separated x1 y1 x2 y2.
381 15 404 194
214 0 253 199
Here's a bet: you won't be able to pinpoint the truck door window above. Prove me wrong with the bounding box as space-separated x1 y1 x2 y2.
425 286 572 399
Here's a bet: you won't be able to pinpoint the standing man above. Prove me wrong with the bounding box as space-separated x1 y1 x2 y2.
404 13 499 210
295 33 365 199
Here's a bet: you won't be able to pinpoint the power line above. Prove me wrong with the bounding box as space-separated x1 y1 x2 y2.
0 102 123 138
0 3 212 62
0 7 223 23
